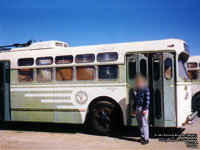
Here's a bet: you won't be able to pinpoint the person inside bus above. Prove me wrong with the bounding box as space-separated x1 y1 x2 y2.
164 60 172 80
164 66 171 79
132 75 150 145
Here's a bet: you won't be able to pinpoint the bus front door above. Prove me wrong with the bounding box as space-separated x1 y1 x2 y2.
126 53 148 126
0 61 10 121
127 52 176 127
151 53 176 127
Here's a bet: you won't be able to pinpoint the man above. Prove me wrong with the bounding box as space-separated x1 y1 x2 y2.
132 76 150 145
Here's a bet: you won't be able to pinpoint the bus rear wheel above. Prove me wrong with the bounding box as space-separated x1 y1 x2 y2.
90 101 117 135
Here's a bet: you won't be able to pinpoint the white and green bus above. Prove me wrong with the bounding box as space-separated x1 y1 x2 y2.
0 39 197 134
187 56 200 117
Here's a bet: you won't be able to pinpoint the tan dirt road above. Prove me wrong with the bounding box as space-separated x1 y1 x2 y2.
0 119 199 150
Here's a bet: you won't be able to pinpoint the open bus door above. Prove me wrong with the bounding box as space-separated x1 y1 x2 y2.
151 53 176 127
127 52 176 127
126 53 148 126
0 61 11 121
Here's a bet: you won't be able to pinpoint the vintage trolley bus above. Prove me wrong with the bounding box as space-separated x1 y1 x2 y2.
0 39 197 134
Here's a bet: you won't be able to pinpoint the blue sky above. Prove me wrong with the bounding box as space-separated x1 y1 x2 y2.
0 0 200 55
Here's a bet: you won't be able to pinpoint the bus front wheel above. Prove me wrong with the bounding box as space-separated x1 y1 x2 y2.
193 95 200 117
90 101 117 135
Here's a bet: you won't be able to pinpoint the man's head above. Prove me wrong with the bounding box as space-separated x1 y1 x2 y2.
135 75 147 89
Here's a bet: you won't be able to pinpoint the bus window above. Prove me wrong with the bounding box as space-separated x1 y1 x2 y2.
155 89 161 119
178 61 189 80
55 55 73 64
164 58 172 80
187 62 198 69
18 69 33 82
56 67 73 81
140 59 147 77
76 54 95 63
178 53 189 80
76 66 95 80
129 59 136 79
188 70 199 80
36 57 53 65
18 58 34 66
97 52 118 62
153 59 160 81
98 65 118 79
37 68 53 82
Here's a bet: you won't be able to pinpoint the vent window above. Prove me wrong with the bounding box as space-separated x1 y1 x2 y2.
36 57 53 65
76 54 95 63
18 58 34 66
97 52 118 62
56 55 73 64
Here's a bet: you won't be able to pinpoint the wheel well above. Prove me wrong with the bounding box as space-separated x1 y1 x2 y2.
192 92 200 111
85 96 124 125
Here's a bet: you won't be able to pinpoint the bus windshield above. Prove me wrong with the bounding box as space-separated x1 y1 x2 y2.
178 59 189 80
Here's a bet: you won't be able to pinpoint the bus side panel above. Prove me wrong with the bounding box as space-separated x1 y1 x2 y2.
11 111 54 122
10 70 54 122
191 82 200 97
53 65 127 125
53 85 127 124
10 66 127 125
176 83 192 127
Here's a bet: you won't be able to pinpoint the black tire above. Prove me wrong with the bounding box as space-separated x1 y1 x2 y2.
193 95 200 117
90 101 118 135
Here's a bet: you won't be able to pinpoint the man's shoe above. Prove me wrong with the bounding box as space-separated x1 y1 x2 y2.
140 137 145 143
141 140 149 145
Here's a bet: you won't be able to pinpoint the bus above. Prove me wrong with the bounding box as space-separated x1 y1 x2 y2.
187 56 200 117
0 39 197 134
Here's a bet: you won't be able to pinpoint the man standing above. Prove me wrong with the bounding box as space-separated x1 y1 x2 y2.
133 76 150 145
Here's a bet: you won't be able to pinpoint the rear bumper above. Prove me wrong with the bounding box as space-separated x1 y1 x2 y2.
187 111 198 125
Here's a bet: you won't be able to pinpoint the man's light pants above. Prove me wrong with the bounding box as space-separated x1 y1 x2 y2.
136 106 149 140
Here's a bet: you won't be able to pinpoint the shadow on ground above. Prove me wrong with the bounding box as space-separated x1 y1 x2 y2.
0 122 185 143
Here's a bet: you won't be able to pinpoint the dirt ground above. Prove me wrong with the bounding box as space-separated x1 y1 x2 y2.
0 119 199 150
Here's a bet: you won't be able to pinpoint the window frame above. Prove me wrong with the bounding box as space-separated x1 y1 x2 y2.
140 59 147 78
36 56 53 66
18 58 34 66
18 68 34 83
178 60 189 80
188 70 199 81
153 59 160 81
128 59 136 80
187 62 198 69
97 52 118 62
76 66 96 81
164 58 173 80
55 55 73 64
56 67 74 82
75 54 95 63
36 68 54 82
98 65 119 80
